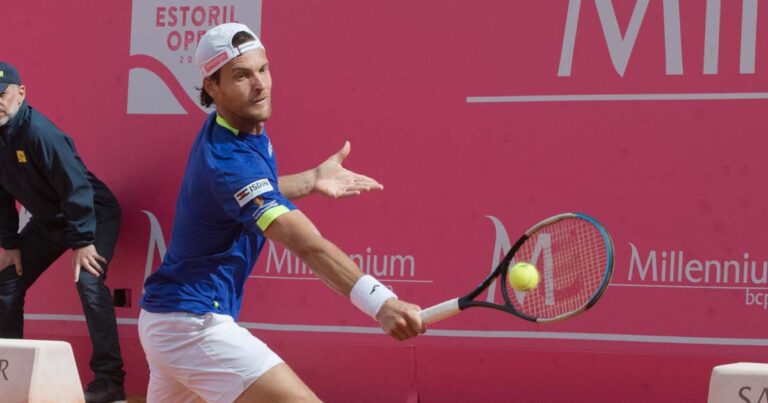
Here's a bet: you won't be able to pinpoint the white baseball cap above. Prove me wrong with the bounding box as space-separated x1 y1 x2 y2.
195 23 264 77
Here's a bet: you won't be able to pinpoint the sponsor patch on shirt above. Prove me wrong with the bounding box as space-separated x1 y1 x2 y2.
234 178 273 207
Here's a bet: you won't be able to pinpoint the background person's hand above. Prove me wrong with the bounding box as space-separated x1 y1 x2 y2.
0 248 23 276
72 244 106 282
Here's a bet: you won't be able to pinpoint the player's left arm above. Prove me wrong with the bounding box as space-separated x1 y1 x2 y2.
278 141 383 200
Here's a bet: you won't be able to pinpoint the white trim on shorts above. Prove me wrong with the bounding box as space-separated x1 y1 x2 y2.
138 309 284 403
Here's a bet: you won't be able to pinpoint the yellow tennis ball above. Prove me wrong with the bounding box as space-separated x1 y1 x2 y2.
508 262 540 292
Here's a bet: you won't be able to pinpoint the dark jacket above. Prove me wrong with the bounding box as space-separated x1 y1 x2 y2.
0 101 119 250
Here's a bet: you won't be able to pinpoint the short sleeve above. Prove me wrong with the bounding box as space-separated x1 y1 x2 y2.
211 150 296 234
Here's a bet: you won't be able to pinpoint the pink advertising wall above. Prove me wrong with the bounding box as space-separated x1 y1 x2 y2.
2 1 767 401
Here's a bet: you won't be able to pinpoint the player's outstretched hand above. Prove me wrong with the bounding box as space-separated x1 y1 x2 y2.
376 298 426 341
0 248 23 276
314 141 384 198
73 244 106 282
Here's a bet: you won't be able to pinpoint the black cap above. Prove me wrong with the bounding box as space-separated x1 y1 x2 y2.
0 62 22 92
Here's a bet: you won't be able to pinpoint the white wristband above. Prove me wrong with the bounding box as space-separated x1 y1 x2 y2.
350 275 397 319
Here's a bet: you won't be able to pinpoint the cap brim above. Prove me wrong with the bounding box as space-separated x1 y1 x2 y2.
0 83 8 92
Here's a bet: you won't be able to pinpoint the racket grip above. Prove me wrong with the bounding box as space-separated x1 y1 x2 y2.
418 298 460 325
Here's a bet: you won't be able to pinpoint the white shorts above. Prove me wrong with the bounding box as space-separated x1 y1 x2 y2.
138 309 283 403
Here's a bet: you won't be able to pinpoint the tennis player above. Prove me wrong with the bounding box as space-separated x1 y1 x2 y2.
138 23 425 402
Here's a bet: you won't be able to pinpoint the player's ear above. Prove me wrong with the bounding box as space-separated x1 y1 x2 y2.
203 78 218 98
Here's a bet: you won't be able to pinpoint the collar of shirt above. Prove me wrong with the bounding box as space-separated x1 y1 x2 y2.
215 113 265 138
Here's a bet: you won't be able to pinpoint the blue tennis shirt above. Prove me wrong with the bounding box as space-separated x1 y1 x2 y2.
141 113 296 319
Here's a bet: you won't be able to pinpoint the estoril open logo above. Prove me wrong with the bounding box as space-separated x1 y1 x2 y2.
127 0 262 115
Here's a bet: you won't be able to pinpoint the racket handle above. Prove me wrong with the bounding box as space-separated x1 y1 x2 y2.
418 298 460 325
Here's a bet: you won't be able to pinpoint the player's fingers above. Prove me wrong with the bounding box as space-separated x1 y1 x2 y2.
335 181 382 197
346 182 379 192
336 189 362 198
331 141 351 163
384 318 408 341
336 173 382 189
353 174 383 189
400 330 417 340
405 309 426 335
395 317 421 340
388 328 408 341
402 324 421 339
74 263 81 283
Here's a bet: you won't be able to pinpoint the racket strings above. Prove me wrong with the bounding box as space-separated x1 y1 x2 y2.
506 217 607 319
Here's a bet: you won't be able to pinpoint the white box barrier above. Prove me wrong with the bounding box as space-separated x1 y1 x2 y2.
0 339 84 403
708 362 768 403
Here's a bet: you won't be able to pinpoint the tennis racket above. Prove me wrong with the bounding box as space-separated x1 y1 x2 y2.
419 212 614 324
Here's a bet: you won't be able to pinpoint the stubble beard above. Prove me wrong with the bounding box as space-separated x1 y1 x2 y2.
241 100 271 130
0 104 18 127
0 91 20 127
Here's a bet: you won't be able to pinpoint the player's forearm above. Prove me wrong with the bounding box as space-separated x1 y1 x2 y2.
277 169 317 200
268 211 398 320
264 210 363 295
295 237 362 296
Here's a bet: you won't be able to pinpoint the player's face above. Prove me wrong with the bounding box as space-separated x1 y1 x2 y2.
0 84 24 127
211 48 272 132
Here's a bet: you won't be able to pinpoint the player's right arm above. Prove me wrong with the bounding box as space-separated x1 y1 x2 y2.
262 209 425 340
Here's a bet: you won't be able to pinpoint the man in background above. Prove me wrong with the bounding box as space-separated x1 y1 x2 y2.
0 62 126 403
